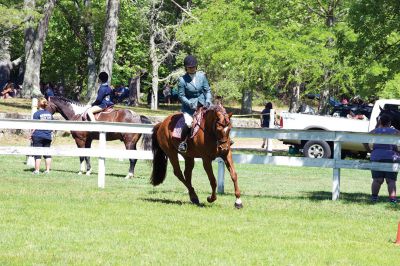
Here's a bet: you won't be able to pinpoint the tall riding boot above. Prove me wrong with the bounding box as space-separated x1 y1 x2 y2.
178 125 190 153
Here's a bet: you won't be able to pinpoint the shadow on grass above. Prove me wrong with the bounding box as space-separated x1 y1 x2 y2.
0 101 31 111
223 190 375 205
141 197 206 207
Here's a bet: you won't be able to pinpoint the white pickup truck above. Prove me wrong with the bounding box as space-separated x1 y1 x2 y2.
279 99 400 158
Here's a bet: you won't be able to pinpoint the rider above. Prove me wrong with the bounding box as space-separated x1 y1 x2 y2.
87 72 114 122
177 55 212 153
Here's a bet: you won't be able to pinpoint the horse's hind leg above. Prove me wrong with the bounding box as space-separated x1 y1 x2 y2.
168 154 199 204
183 157 199 204
202 158 217 203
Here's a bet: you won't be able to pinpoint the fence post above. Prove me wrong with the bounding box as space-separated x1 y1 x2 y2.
267 109 275 156
98 131 106 188
217 157 225 194
332 141 341 200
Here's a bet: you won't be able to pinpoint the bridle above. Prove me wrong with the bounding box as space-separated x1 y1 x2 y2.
215 112 231 149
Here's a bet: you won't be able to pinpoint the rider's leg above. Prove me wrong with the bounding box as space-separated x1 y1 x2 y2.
87 105 103 121
178 113 193 152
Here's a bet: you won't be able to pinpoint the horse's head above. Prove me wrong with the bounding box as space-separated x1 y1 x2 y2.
46 96 59 114
46 96 87 120
207 105 233 152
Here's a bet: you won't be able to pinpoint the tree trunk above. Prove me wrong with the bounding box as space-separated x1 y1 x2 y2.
128 76 139 106
22 0 57 98
83 0 97 101
151 65 159 110
241 88 252 114
0 36 12 89
149 32 159 110
98 0 120 89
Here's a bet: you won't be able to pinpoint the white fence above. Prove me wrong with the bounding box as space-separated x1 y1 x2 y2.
1 118 400 200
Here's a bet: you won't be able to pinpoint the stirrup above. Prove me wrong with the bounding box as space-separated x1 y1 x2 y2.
178 142 187 153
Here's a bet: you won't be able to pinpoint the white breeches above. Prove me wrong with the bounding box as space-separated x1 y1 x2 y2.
183 112 193 127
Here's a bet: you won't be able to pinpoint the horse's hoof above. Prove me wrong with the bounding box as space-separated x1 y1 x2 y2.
191 198 200 205
207 196 216 203
234 202 243 209
125 173 133 179
78 171 83 175
86 171 91 176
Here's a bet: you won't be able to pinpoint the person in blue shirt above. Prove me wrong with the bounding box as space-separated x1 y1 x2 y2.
177 55 212 152
87 72 114 121
364 113 400 204
30 97 53 174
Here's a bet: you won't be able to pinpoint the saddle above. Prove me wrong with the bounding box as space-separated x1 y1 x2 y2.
82 106 114 121
172 108 205 140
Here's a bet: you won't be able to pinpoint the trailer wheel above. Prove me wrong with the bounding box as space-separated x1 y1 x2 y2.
303 140 331 158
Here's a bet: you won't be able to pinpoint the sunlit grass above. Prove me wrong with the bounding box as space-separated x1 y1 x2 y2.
0 155 399 264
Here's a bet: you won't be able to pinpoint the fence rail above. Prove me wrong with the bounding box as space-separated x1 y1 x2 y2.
1 118 399 200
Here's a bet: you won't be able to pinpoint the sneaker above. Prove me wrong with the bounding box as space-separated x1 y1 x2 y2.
32 170 40 175
389 197 397 204
178 142 187 153
44 170 50 174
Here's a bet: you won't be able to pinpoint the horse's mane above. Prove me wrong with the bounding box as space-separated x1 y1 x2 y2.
208 104 227 115
51 96 86 107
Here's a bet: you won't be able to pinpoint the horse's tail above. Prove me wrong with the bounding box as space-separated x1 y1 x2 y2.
150 123 168 186
140 115 152 151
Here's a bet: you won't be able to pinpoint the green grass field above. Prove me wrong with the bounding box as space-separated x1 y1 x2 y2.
1 155 399 265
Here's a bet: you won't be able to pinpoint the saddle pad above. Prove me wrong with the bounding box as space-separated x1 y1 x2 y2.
172 116 186 139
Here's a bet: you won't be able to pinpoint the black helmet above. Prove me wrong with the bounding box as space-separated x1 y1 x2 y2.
98 72 109 83
183 55 198 68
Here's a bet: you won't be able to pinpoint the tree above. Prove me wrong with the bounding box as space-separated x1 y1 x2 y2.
146 0 185 110
0 2 28 88
22 0 58 98
96 0 120 101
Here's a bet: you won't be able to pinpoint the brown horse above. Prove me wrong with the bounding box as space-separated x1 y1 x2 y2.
150 105 242 208
46 96 151 178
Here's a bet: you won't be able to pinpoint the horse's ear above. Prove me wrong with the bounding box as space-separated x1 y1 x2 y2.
228 112 233 118
379 106 383 111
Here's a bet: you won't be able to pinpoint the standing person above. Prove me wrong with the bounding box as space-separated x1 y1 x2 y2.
30 97 53 174
261 102 273 148
87 72 114 122
177 55 212 153
44 82 55 100
363 114 400 204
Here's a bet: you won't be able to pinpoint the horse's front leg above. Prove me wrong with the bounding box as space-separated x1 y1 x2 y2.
223 151 242 209
85 157 92 176
84 139 93 176
124 134 140 179
202 158 217 203
78 157 85 175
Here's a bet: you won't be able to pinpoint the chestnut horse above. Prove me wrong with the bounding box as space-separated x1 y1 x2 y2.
150 105 242 208
46 96 151 178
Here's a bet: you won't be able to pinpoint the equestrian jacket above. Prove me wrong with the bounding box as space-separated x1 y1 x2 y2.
178 71 212 115
92 83 114 108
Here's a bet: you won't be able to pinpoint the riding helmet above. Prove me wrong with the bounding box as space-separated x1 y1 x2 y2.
98 72 109 83
183 55 198 68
